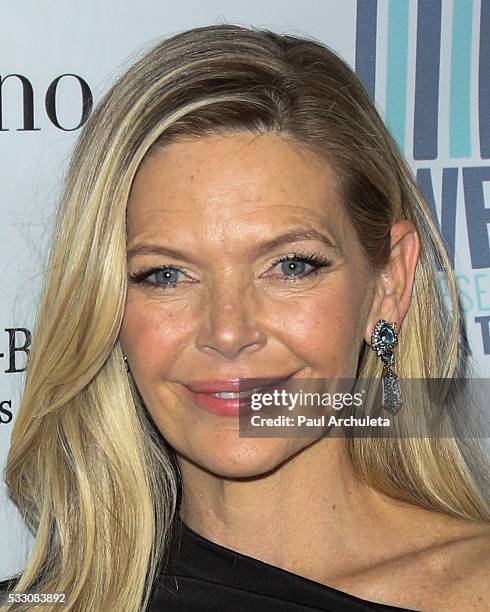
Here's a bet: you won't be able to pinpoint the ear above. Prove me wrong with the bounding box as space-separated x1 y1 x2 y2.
364 220 421 345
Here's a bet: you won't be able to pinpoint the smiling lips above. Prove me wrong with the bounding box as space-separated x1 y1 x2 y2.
184 376 293 416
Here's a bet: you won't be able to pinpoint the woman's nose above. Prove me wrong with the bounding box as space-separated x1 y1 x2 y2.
195 279 267 359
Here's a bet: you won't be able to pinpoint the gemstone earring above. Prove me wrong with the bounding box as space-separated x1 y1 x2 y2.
123 353 130 373
370 319 402 414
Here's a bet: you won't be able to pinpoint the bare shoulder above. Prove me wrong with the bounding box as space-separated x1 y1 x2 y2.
345 509 490 611
419 520 490 611
326 512 490 612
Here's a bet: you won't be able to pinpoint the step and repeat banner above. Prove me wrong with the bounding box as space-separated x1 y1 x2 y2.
0 0 489 578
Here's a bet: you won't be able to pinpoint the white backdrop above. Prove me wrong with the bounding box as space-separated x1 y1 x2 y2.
1 0 489 579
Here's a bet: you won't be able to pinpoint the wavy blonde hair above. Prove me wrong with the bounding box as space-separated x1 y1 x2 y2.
3 23 489 611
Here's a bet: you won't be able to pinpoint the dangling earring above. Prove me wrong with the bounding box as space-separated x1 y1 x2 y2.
123 353 130 373
370 319 402 414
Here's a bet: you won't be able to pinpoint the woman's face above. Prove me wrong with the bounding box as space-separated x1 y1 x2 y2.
119 132 376 478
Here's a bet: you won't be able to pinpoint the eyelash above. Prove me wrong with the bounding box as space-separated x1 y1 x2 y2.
271 251 333 283
129 250 333 290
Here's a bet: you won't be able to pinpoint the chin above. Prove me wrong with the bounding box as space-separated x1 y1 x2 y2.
190 437 303 480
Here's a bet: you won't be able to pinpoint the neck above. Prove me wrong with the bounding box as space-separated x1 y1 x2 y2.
177 437 420 583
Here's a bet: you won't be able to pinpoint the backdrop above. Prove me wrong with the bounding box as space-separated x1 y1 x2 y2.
1 0 489 578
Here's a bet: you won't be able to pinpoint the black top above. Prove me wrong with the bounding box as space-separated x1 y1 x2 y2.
149 517 420 611
0 518 420 611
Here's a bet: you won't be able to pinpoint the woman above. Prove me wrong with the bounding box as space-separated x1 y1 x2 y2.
1 23 489 612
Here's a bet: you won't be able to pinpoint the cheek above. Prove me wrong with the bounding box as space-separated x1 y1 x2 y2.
271 283 366 372
119 295 190 376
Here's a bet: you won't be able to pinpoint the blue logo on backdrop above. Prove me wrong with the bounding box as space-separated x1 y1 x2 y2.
355 0 490 355
356 0 489 159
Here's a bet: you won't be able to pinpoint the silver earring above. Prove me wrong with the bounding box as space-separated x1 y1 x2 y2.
123 353 130 373
370 319 402 414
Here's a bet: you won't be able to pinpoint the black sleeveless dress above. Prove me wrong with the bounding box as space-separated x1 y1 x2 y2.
148 517 420 611
0 518 420 611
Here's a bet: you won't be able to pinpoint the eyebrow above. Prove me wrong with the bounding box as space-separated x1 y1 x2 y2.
127 227 339 262
252 228 339 257
127 243 196 263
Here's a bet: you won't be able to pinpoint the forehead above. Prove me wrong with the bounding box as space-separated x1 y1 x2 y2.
126 132 350 241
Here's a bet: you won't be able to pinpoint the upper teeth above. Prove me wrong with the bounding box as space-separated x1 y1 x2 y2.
212 388 263 398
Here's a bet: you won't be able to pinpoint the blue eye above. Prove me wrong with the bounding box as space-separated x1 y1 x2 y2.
151 268 180 285
281 260 309 276
130 251 333 290
130 265 183 289
273 252 332 280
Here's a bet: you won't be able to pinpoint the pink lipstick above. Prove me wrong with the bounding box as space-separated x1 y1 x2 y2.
183 377 291 416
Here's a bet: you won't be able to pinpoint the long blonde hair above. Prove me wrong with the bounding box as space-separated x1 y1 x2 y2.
3 23 489 611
